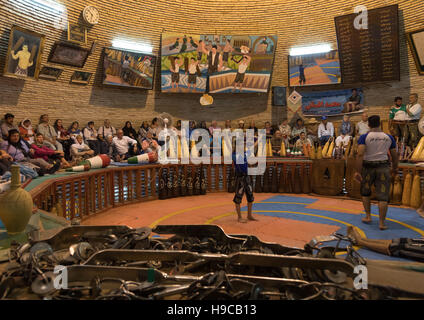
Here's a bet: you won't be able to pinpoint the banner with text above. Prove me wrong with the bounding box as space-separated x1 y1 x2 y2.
301 89 363 116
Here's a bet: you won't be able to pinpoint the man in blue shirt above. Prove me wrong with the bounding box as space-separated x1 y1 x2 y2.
232 149 257 223
354 115 399 230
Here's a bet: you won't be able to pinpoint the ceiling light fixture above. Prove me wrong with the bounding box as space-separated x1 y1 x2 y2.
289 44 332 56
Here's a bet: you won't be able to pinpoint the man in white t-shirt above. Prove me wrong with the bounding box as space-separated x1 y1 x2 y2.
112 129 139 161
317 116 334 146
405 93 422 147
355 115 398 231
232 55 251 92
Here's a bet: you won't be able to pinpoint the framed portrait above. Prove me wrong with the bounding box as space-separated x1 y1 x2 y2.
70 71 92 85
38 66 63 80
67 22 87 44
48 42 90 68
407 28 424 75
103 47 156 89
160 33 277 93
3 25 45 79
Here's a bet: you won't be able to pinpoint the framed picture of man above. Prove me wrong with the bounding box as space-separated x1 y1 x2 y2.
407 28 424 75
3 25 45 79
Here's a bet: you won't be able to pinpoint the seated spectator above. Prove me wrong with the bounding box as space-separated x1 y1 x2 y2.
71 135 95 163
291 118 307 143
98 134 109 155
318 116 334 145
279 119 291 144
224 120 232 130
31 133 70 169
1 113 19 140
209 120 221 136
248 120 258 135
68 121 83 143
188 120 197 137
83 121 100 155
356 112 370 136
339 115 354 137
335 134 351 150
235 120 245 133
336 115 353 150
0 149 13 176
98 119 117 138
138 121 150 141
54 119 73 160
271 130 283 155
173 120 182 137
19 118 35 144
112 129 139 161
305 118 319 144
1 129 58 175
149 117 160 139
37 114 63 152
104 135 119 161
343 88 363 113
123 121 138 140
141 139 160 154
295 132 313 150
279 119 291 136
199 121 208 131
264 121 274 139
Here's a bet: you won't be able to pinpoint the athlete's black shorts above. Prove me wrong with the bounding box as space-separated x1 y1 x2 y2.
233 174 254 204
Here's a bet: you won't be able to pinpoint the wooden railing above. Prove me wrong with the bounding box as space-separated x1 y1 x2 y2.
30 160 312 221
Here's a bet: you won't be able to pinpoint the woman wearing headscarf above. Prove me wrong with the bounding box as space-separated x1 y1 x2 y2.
18 118 35 144
54 119 72 160
31 133 71 169
68 121 83 143
138 121 150 141
122 121 138 140
291 118 307 144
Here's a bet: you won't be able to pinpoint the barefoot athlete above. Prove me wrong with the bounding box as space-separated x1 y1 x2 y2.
232 146 257 223
354 115 399 230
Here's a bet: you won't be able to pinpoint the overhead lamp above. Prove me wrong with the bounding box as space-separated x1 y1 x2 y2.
111 39 153 53
289 44 332 56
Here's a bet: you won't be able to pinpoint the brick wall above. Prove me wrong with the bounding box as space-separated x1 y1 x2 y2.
0 0 423 130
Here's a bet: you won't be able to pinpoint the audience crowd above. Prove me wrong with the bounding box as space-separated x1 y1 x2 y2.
0 112 374 180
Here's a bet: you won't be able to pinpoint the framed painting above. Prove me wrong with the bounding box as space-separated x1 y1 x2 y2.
48 42 90 68
67 22 87 44
407 28 424 75
102 47 156 89
3 25 45 79
288 50 341 87
38 65 63 80
160 33 277 93
70 71 92 84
